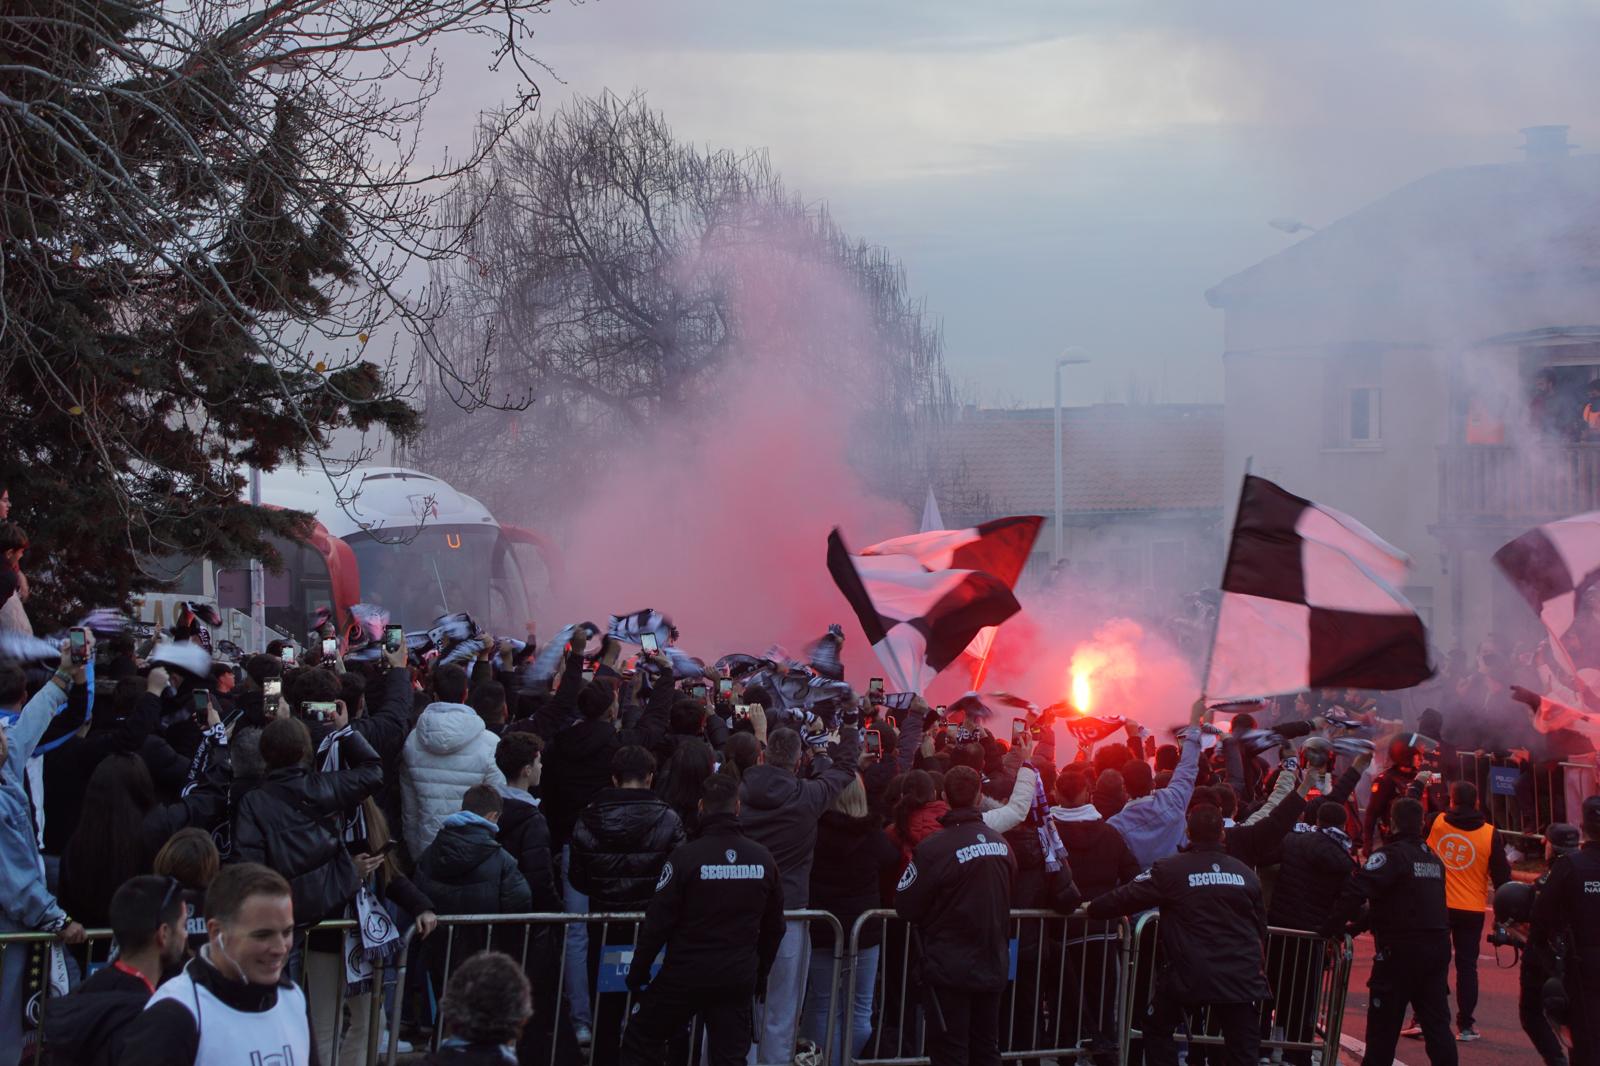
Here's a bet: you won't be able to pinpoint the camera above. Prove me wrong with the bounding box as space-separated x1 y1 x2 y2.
1486 923 1526 951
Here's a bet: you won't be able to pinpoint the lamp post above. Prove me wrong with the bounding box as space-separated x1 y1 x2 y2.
1054 351 1090 564
249 466 266 652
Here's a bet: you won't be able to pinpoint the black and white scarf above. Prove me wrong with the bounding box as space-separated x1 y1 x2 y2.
318 726 400 992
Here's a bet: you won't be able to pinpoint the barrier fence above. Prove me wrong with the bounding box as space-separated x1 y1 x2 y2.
1454 752 1598 846
4 907 1354 1066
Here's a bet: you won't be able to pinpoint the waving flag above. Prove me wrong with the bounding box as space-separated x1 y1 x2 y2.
1204 476 1431 699
1494 513 1600 686
827 527 1023 693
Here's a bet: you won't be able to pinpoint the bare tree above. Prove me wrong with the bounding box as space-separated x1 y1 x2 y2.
411 91 956 522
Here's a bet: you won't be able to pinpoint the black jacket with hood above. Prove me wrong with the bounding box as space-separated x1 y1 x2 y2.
1268 825 1358 932
413 811 532 917
739 728 861 908
497 786 561 911
568 786 684 910
232 730 382 927
1048 803 1140 900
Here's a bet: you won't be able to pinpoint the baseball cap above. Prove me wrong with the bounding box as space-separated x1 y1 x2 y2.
1582 795 1600 834
1547 822 1581 852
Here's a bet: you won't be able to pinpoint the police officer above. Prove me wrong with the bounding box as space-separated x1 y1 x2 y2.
896 765 1079 1066
1495 822 1577 1066
1362 736 1422 854
1087 803 1270 1066
1323 798 1457 1066
1532 795 1600 1066
621 774 785 1066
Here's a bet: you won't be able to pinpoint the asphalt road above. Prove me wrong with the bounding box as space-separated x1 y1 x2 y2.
1337 919 1546 1066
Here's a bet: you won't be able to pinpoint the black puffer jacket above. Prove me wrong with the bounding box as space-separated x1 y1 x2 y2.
808 810 899 949
568 786 684 911
497 787 561 911
413 812 532 917
1268 826 1357 932
232 731 382 927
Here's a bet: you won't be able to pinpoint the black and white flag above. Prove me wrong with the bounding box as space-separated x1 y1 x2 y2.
827 527 1022 694
1494 513 1600 685
1205 476 1431 699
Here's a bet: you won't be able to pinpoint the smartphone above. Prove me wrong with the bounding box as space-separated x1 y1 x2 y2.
281 644 298 665
384 624 405 653
734 704 751 720
868 678 884 696
264 678 282 701
375 840 400 856
581 670 594 683
321 638 338 658
68 627 88 664
305 701 338 724
865 729 882 755
935 705 947 718
192 690 211 723
718 678 734 697
691 684 709 701
640 632 659 653
1012 719 1028 742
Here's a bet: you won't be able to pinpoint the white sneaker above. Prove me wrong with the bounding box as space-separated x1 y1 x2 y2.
377 1031 413 1054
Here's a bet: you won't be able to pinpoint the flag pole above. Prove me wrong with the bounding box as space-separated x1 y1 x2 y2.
1200 457 1253 702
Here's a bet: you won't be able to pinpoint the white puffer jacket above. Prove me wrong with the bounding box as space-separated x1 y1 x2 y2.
400 701 505 859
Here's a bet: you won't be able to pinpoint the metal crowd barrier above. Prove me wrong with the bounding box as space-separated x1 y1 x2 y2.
1452 752 1596 845
846 908 1132 1064
4 905 1353 1066
1119 912 1354 1064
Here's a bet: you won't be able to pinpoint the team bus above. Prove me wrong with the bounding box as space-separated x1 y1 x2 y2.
134 466 558 649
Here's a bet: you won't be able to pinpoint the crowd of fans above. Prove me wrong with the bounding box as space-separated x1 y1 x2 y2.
1 496 1597 1065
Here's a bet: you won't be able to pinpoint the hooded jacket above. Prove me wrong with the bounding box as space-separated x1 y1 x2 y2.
568 787 684 910
1087 841 1270 1005
739 729 861 908
808 809 900 949
1049 803 1140 900
413 810 532 917
42 962 151 1066
1268 825 1358 932
400 701 505 859
496 785 561 912
232 730 382 928
887 799 950 872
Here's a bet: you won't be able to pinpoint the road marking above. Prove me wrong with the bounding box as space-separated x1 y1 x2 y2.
1340 1032 1411 1066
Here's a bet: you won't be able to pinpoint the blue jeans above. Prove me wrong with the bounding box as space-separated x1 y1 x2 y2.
560 845 592 1029
801 942 878 1066
0 930 24 1066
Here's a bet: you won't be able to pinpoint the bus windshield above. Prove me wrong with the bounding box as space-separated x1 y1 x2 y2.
345 526 529 635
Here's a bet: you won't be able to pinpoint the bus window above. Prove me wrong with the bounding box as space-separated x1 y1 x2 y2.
344 526 500 631
490 536 533 633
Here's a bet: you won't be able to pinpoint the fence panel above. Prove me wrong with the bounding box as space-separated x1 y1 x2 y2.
1455 751 1572 845
1119 913 1353 1063
845 908 1131 1065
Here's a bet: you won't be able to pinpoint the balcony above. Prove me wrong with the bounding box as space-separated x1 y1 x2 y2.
1438 443 1600 528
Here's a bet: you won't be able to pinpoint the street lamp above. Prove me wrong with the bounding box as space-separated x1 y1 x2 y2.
1054 350 1090 564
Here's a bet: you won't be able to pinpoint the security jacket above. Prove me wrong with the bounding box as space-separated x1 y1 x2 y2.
628 812 785 991
894 807 1019 989
1322 831 1447 941
1086 841 1270 1005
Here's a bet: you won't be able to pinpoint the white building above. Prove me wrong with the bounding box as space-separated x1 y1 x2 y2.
1209 126 1600 655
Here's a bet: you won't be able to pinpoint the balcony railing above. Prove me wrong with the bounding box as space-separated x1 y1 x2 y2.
1438 443 1600 525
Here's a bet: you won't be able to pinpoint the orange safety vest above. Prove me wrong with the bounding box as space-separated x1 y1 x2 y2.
1426 816 1496 912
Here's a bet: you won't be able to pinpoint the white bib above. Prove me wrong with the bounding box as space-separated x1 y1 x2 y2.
146 968 310 1066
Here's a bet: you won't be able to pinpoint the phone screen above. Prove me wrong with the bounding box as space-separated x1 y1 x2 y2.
718 678 733 696
69 628 87 664
385 625 404 652
692 685 708 700
282 645 298 665
868 678 884 695
1012 719 1028 741
865 730 882 755
264 679 282 700
322 638 338 658
306 701 338 723
640 632 659 653
193 690 210 716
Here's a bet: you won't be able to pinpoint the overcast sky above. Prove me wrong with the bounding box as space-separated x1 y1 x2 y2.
421 0 1600 406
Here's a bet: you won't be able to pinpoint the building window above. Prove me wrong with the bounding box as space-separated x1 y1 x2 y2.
1347 387 1381 445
